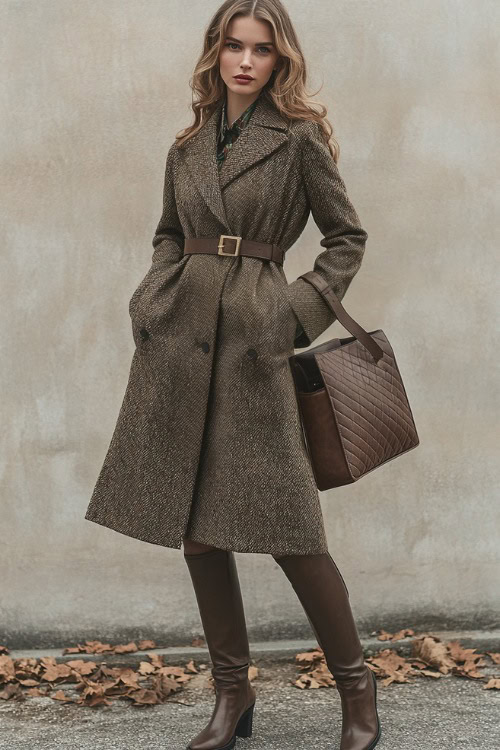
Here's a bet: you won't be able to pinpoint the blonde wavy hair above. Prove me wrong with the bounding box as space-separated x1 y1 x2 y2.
175 0 340 162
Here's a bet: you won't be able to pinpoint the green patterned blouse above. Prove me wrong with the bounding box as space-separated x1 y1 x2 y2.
216 94 304 344
216 95 259 168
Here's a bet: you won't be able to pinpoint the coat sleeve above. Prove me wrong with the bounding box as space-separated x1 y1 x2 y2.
151 143 185 265
285 121 368 349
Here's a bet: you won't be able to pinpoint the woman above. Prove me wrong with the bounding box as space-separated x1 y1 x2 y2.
85 1 380 748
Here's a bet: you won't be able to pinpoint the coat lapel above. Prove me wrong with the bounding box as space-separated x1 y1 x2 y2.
180 93 289 230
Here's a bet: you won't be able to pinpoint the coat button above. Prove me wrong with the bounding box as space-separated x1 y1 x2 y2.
246 348 257 360
139 327 150 341
201 341 210 353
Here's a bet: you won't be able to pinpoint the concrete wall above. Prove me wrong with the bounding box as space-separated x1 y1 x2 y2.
1 0 498 648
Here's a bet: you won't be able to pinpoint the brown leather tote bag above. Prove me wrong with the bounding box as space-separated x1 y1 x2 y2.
288 271 420 490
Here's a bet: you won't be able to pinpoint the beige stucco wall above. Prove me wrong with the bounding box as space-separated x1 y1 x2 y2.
1 0 498 647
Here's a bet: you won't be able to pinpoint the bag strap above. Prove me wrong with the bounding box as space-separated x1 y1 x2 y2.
299 270 384 362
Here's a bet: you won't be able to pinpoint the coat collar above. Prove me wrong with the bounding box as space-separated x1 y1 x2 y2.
180 92 289 230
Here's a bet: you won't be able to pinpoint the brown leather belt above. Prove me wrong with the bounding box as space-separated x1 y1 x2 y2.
184 235 284 265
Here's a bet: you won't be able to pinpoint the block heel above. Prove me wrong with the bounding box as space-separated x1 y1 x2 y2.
235 702 255 738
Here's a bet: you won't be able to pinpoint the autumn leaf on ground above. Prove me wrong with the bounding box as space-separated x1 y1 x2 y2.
137 640 157 650
65 660 98 677
158 665 194 685
151 673 182 701
412 636 456 675
63 640 114 655
484 678 500 690
293 648 335 689
0 683 25 701
113 642 138 654
447 640 486 666
184 659 199 674
63 639 152 656
445 640 487 679
0 654 16 682
146 652 164 670
10 656 41 682
486 652 500 665
51 690 77 703
116 667 141 690
295 663 335 690
76 678 119 707
138 661 156 676
99 665 122 678
368 649 416 686
412 668 443 679
295 647 324 668
376 629 415 641
125 688 161 706
39 660 74 683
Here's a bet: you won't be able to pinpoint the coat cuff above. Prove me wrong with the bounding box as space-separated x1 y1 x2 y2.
286 277 336 349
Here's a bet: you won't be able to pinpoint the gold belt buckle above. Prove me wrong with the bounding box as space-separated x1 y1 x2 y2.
218 235 242 256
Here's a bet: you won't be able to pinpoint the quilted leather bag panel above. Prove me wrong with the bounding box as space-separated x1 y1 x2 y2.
289 272 420 490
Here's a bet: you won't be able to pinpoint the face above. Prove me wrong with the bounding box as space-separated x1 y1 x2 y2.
219 15 280 98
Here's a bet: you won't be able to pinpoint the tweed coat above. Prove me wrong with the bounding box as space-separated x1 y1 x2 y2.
84 91 368 555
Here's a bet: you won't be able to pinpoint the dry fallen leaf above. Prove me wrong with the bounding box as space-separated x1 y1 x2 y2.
248 665 259 682
40 662 74 683
137 639 157 650
147 652 165 670
0 654 16 682
113 642 138 654
65 660 98 676
51 690 77 703
25 686 50 697
293 649 335 689
1 629 496 706
486 652 500 665
292 631 496 690
370 649 415 686
138 661 156 675
0 683 25 701
184 659 199 674
484 678 500 690
158 665 194 684
376 629 415 642
412 636 456 675
295 647 324 667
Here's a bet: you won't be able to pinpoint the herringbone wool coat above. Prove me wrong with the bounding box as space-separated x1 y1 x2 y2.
84 91 368 555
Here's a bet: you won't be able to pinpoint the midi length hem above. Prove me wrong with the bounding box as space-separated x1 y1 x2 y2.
86 509 329 556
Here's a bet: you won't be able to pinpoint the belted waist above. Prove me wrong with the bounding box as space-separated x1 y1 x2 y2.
183 235 284 265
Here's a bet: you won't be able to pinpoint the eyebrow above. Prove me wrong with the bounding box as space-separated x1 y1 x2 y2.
225 36 274 46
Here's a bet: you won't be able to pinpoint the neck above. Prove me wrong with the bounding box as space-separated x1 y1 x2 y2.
225 88 261 127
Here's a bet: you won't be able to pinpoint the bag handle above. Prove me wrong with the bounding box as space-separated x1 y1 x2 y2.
299 270 384 362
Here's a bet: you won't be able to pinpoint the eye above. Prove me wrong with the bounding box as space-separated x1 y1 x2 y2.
224 42 271 54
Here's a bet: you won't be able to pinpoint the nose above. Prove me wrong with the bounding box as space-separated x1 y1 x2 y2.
240 51 253 68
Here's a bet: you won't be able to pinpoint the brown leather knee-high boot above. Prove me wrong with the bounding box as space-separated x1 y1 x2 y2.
184 548 256 750
274 551 381 750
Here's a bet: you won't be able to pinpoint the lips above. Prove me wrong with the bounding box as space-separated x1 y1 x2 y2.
234 75 253 80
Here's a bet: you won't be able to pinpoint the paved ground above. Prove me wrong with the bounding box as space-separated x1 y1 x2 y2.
1 659 499 749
